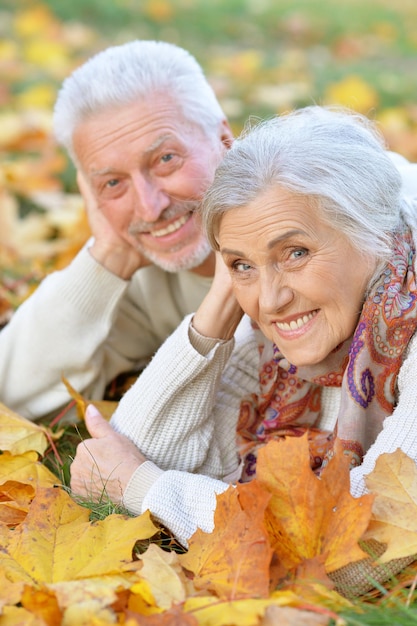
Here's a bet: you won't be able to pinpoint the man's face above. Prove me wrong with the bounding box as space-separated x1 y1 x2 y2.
73 98 232 272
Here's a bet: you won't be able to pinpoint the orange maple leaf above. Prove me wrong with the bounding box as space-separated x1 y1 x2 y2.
0 480 35 527
179 480 273 600
256 434 374 573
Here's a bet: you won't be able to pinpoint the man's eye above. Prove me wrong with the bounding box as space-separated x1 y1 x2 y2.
161 154 173 163
106 179 119 188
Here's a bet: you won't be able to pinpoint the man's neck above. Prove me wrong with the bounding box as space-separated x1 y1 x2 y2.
190 251 215 277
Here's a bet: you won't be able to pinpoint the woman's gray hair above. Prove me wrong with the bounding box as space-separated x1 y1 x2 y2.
53 40 225 161
202 106 410 270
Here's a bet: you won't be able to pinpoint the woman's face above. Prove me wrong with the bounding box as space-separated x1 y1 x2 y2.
218 185 376 367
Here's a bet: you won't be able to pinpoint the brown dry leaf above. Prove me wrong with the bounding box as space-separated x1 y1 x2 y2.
179 479 273 599
125 607 198 625
363 448 417 562
0 451 58 488
62 376 118 421
0 486 158 589
33 573 138 625
261 605 332 626
0 480 35 526
256 435 374 573
183 594 299 626
0 403 48 455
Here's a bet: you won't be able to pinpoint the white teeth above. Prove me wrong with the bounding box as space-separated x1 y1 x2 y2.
151 214 189 237
276 312 315 332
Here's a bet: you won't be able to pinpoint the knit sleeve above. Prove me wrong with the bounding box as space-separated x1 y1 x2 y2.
0 246 129 419
111 314 259 481
142 470 231 548
350 331 417 496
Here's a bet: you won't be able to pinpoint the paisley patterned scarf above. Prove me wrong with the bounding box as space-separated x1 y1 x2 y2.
237 228 417 482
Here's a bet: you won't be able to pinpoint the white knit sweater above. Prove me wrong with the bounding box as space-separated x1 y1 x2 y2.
110 314 417 547
0 247 212 419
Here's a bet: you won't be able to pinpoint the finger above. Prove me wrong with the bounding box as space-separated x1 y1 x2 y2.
84 404 113 438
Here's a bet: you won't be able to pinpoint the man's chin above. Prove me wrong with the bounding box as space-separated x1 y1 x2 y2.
142 240 213 273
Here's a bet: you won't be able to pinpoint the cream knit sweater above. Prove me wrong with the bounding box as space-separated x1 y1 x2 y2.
0 247 212 419
110 314 417 547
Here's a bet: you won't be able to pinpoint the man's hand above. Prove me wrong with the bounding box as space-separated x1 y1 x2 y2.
70 404 146 504
77 171 150 279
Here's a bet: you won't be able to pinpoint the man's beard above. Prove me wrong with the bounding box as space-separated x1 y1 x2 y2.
128 200 212 273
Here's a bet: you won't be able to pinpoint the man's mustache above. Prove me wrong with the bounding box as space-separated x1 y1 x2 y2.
128 199 201 235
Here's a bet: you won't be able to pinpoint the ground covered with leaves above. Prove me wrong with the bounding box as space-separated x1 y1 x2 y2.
3 403 417 625
1 0 417 623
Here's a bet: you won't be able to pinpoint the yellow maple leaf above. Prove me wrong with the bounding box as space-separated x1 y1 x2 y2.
363 448 417 562
0 451 58 488
0 569 25 613
20 585 63 625
23 39 71 74
324 75 379 114
16 83 57 109
256 435 373 573
138 543 190 610
13 6 61 39
0 403 48 455
0 486 158 589
179 479 273 600
0 604 45 625
62 376 118 422
143 0 174 22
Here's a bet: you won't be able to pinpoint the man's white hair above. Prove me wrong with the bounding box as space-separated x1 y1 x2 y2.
53 40 226 161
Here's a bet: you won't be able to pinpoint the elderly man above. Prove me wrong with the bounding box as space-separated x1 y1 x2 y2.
0 40 233 419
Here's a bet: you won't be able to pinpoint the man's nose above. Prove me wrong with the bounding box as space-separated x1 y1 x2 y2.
258 267 294 314
131 174 170 222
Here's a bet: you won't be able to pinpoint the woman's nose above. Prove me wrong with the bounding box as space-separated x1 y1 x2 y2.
258 269 294 314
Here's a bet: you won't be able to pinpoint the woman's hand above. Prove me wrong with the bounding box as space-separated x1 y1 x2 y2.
77 171 151 279
70 404 146 504
192 251 244 340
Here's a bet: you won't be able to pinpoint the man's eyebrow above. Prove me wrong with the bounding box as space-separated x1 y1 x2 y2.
90 134 177 176
144 133 175 154
91 167 115 177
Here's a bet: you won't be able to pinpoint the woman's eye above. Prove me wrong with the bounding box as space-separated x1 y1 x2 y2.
281 247 309 269
292 248 307 259
233 261 252 272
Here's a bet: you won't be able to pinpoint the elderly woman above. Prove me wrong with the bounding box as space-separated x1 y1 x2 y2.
71 106 417 548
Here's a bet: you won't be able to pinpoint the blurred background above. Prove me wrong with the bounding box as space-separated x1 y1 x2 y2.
1 0 416 318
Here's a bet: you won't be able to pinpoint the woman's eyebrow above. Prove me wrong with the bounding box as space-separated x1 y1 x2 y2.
267 229 306 249
221 230 307 257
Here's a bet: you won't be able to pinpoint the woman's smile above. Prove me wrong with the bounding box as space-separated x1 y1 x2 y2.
274 309 319 335
219 185 376 367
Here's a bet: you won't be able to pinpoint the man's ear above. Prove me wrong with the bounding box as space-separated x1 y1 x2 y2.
220 119 234 150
